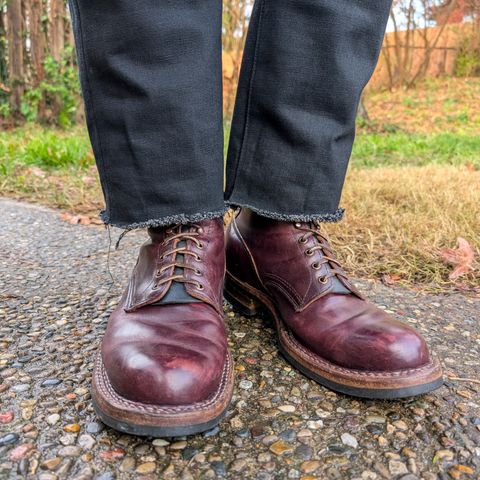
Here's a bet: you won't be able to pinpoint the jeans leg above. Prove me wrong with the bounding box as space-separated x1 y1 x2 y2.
225 0 392 222
69 0 225 229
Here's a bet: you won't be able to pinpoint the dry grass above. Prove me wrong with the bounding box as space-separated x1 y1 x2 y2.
327 165 480 290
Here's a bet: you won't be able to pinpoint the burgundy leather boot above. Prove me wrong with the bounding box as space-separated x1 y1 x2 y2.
92 219 234 436
225 210 443 399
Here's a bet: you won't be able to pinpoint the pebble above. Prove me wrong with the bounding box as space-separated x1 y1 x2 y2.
47 414 60 425
341 433 358 448
41 379 61 387
136 462 156 474
0 411 14 424
78 434 95 450
300 461 321 474
239 380 253 390
58 446 81 457
152 438 170 447
388 460 409 476
0 432 19 446
269 440 294 456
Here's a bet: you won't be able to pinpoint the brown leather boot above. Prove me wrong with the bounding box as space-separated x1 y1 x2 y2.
92 219 233 436
225 209 443 399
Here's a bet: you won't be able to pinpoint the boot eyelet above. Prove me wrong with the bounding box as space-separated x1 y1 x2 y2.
318 276 328 284
298 237 307 244
312 262 320 270
194 269 202 276
294 222 302 229
197 227 204 234
198 242 204 249
197 283 204 291
305 249 314 256
195 254 202 262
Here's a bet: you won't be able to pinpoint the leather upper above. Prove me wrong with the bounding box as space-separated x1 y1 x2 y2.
226 210 430 372
102 219 228 405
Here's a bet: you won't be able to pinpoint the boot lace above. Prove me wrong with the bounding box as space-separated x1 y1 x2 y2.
153 224 205 291
294 221 348 285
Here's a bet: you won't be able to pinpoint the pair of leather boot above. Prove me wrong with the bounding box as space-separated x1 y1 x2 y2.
92 210 442 436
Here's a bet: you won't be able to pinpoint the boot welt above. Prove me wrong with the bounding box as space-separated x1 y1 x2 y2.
224 270 443 399
91 350 234 437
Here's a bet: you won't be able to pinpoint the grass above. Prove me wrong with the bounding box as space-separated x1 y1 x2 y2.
1 77 479 289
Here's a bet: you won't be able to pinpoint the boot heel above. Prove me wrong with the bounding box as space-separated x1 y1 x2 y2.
224 274 264 317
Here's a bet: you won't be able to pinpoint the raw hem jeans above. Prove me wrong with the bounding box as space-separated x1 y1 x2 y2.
69 0 392 229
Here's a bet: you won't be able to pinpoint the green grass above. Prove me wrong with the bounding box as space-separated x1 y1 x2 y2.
0 126 93 176
352 132 480 168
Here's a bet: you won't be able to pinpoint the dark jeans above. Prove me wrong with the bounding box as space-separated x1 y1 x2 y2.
69 0 391 229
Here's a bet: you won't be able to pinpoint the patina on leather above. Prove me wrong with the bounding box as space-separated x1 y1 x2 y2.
100 218 228 407
226 210 431 373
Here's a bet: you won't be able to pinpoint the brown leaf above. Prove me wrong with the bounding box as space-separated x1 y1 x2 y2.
440 237 476 280
382 274 402 286
26 166 46 178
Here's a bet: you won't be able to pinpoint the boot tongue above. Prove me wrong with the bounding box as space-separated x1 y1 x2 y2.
153 229 201 306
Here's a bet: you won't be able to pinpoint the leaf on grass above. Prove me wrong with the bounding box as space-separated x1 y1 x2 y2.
60 212 100 226
440 237 476 280
382 274 402 286
26 166 46 178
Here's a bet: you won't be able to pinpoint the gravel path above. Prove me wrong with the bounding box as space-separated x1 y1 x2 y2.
0 198 479 480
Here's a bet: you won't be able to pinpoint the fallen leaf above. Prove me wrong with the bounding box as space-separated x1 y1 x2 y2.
440 237 476 280
26 166 46 178
382 274 402 286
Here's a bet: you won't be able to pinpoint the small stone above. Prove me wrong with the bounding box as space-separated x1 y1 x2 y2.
58 446 81 457
203 426 220 438
78 434 95 450
300 461 321 474
136 462 156 474
86 422 104 434
388 460 408 476
11 384 30 393
0 432 19 446
41 458 62 470
210 461 226 477
63 423 80 433
239 380 253 390
306 420 323 429
269 440 294 456
152 439 170 447
119 456 135 472
434 449 454 461
41 379 61 387
230 459 248 472
341 433 358 448
99 448 126 461
169 441 187 450
47 414 60 426
278 405 296 413
393 420 408 431
9 444 35 461
0 411 14 424
182 447 199 461
294 445 313 460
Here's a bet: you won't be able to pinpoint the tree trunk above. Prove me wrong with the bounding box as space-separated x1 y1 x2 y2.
49 0 65 61
0 7 9 85
27 0 46 84
6 0 25 115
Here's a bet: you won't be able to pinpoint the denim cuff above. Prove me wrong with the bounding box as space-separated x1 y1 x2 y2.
100 206 229 230
226 202 344 223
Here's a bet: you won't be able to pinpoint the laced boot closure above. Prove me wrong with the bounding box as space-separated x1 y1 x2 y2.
124 219 224 313
153 224 205 292
293 221 363 298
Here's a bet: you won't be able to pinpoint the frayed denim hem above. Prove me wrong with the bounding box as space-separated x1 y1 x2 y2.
226 202 345 223
100 206 229 231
